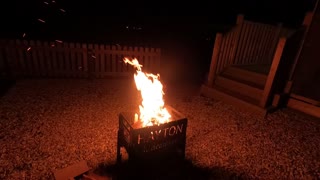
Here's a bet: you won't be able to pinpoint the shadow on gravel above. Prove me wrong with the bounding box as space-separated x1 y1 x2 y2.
93 157 243 180
0 78 16 97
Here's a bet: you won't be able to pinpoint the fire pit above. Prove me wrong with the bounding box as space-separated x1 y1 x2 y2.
117 106 188 162
116 58 188 163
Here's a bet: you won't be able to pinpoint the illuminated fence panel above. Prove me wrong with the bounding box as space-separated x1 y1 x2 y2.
0 39 161 79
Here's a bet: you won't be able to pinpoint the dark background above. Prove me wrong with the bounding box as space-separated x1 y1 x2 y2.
0 0 317 82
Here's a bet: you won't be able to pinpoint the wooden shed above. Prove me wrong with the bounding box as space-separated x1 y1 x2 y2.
286 1 320 118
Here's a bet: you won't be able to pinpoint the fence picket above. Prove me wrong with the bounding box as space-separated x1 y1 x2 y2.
0 39 161 79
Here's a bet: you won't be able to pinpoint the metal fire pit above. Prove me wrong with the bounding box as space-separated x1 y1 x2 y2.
117 106 188 163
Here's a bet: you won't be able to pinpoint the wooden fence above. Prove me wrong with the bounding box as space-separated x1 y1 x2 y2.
0 39 161 78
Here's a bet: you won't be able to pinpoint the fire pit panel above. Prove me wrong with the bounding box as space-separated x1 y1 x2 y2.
117 106 187 162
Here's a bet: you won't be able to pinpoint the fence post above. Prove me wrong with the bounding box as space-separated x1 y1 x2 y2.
0 40 10 78
207 33 223 86
260 37 287 108
4 40 18 79
82 43 88 78
87 44 94 80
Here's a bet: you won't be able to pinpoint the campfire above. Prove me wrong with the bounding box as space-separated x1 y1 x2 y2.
123 57 171 127
117 58 188 162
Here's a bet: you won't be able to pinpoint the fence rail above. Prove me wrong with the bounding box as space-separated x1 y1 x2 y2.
0 39 161 78
234 20 281 65
215 25 239 74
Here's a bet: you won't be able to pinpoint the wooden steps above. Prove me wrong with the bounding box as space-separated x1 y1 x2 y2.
201 65 269 117
223 66 267 89
215 75 263 101
201 84 267 117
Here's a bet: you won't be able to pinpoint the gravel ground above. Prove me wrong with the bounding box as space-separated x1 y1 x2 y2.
0 79 319 179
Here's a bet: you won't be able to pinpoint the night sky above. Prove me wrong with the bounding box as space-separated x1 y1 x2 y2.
0 0 315 41
0 0 317 82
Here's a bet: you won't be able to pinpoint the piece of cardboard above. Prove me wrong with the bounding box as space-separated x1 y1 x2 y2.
54 160 90 180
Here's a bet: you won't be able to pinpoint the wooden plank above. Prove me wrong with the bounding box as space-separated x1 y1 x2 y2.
255 24 265 63
249 24 261 64
105 45 111 72
135 46 140 69
36 40 46 77
51 41 58 78
243 22 255 64
247 22 258 64
147 48 153 72
15 39 26 77
260 37 286 107
93 49 159 56
156 48 161 73
87 44 94 79
69 43 76 78
116 45 122 73
0 46 5 77
249 24 259 64
144 47 150 72
287 98 320 118
56 41 64 77
111 45 117 72
8 40 19 77
94 44 100 78
4 41 13 78
29 40 40 77
149 48 155 72
200 84 267 117
224 66 267 88
63 42 70 78
288 22 312 80
290 93 320 106
230 28 239 64
257 25 269 64
207 33 223 86
220 33 230 73
94 72 131 77
223 30 233 69
82 43 88 78
22 40 32 77
139 47 144 71
234 22 245 64
121 46 129 72
42 42 50 77
266 23 282 64
54 160 89 180
76 43 82 78
216 34 226 74
215 75 263 101
229 24 242 65
12 40 20 75
238 21 250 64
99 44 105 77
117 45 123 74
261 26 275 64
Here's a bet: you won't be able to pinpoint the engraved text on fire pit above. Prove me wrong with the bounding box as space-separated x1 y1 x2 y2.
137 124 184 144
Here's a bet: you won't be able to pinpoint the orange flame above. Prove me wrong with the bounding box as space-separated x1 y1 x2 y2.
124 57 171 127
